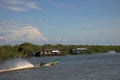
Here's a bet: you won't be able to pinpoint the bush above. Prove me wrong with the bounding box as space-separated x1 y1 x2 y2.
0 45 19 60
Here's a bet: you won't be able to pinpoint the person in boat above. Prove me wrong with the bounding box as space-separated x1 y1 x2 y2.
40 60 46 66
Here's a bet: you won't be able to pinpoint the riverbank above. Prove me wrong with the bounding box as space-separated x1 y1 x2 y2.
0 42 120 60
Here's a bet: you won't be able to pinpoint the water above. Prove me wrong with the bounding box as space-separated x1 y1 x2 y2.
0 53 120 80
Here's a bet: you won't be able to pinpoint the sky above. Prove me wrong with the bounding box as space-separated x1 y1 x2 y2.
0 0 120 45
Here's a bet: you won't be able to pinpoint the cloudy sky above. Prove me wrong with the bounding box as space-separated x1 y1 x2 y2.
0 0 120 45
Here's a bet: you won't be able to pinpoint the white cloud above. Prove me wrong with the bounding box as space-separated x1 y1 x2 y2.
0 37 5 40
0 25 48 45
26 2 41 9
0 0 41 12
6 6 28 11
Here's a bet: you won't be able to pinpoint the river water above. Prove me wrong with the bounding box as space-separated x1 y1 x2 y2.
0 52 120 80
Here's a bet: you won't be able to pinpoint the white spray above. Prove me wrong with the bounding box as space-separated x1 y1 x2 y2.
0 58 34 71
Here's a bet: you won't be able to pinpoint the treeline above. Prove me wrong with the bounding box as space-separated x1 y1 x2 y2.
0 42 120 60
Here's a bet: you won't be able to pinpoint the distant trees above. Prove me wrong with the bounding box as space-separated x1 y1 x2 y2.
0 42 120 60
0 45 19 60
18 42 42 58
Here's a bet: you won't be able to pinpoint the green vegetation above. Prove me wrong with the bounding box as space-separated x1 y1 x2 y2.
0 42 120 60
0 45 19 60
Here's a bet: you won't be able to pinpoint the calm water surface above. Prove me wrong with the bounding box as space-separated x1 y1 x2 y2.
0 52 120 80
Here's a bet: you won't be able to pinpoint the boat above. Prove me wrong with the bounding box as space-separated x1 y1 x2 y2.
40 58 60 66
0 58 60 73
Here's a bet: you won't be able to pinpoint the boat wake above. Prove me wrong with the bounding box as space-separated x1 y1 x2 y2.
0 58 34 72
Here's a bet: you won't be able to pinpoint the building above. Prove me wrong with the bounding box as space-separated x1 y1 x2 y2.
41 49 61 56
72 48 88 54
33 49 61 56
